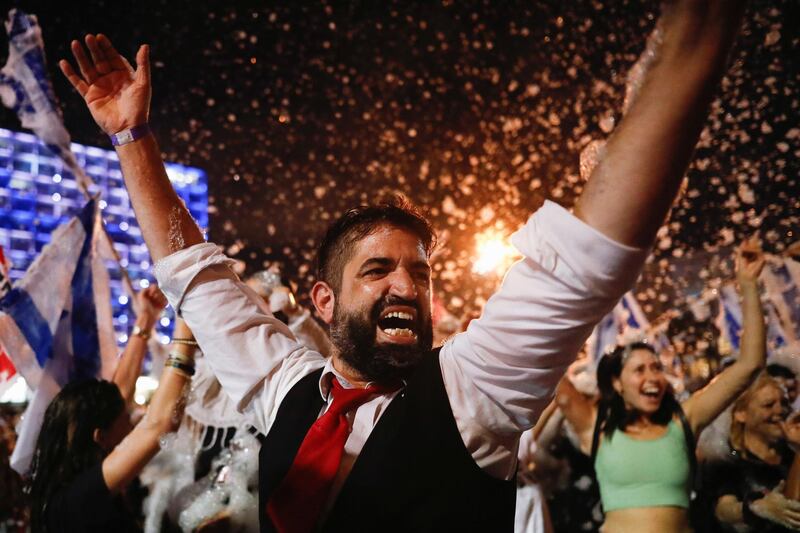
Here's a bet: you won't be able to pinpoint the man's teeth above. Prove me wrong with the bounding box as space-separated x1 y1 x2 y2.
381 327 417 338
384 311 414 321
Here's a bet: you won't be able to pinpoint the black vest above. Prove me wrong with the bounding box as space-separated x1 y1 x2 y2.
258 349 516 532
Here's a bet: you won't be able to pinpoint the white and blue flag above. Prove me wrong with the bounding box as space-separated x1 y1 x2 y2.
0 200 117 473
586 310 620 365
762 261 800 345
620 292 650 332
0 9 94 195
765 302 788 352
716 284 743 353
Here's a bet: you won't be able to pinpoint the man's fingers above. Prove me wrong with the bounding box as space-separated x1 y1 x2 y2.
58 59 89 97
120 55 135 73
786 499 800 512
784 515 800 530
71 39 98 83
134 44 151 87
97 34 133 74
85 34 111 74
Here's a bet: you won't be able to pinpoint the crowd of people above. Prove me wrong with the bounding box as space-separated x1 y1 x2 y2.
3 239 799 532
0 0 797 531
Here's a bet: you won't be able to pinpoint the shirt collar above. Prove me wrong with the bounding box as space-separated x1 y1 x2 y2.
318 358 407 402
318 358 349 401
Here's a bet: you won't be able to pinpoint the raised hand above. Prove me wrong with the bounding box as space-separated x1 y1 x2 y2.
59 34 150 135
736 235 766 287
134 284 168 330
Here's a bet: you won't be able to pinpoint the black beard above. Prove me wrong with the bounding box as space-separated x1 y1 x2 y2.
330 296 433 383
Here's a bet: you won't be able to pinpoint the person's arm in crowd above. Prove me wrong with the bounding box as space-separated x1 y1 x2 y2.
441 0 747 446
786 453 800 501
783 411 800 500
517 402 562 485
101 318 195 493
532 403 565 459
60 36 311 431
716 490 800 530
553 371 597 455
573 0 746 248
531 400 558 442
715 495 745 527
60 36 201 263
112 285 167 405
682 238 766 435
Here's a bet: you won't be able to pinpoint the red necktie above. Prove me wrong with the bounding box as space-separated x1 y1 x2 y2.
267 377 396 532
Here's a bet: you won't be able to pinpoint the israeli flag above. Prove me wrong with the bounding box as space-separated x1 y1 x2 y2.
762 261 800 344
586 291 650 365
766 302 787 352
717 284 743 352
0 200 117 473
620 292 650 331
587 309 621 365
0 244 15 384
0 9 94 195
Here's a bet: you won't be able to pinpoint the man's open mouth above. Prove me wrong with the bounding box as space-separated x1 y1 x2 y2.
377 307 418 343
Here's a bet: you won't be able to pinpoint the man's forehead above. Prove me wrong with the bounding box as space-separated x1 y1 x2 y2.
348 225 428 265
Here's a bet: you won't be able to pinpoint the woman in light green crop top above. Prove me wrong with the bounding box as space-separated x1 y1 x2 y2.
557 240 767 533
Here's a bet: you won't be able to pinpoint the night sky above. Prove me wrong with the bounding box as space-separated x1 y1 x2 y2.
1 0 797 320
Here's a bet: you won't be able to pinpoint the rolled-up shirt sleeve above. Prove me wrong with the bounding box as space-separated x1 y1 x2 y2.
154 243 325 434
441 200 648 474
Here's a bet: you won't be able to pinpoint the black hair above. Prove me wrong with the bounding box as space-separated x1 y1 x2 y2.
28 379 124 533
766 363 796 381
595 342 679 439
316 196 436 294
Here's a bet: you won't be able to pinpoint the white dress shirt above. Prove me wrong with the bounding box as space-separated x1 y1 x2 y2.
154 200 646 481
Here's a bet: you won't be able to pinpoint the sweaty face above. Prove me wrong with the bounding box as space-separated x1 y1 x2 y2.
614 349 668 415
330 225 433 382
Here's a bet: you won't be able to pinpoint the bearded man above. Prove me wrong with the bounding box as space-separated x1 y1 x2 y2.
61 1 748 530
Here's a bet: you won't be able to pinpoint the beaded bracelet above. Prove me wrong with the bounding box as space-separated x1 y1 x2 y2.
171 338 198 347
164 358 195 377
165 355 194 369
167 351 195 366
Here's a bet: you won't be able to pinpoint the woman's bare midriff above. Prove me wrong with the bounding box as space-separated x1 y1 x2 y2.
601 506 692 533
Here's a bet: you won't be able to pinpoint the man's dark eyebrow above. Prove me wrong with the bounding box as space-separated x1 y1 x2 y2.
357 258 431 274
410 260 432 274
358 257 393 272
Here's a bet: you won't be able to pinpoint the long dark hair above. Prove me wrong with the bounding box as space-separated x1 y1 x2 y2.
596 342 680 440
28 379 124 533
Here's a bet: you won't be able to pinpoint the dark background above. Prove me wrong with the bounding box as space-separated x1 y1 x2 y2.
0 0 797 319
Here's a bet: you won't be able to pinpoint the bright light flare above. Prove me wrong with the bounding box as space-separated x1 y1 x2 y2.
472 230 519 276
134 376 159 405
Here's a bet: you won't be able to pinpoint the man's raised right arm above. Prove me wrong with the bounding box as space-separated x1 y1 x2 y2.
60 35 201 261
60 35 320 432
